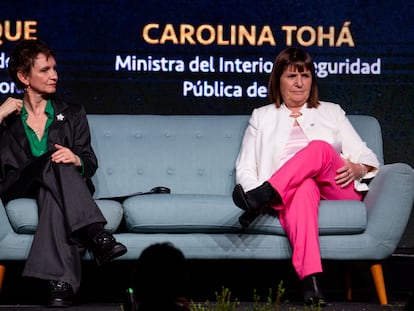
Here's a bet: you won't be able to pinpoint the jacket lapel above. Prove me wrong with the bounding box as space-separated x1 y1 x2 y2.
47 99 69 147
6 114 32 157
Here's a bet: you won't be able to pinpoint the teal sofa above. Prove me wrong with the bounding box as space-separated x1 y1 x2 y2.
0 114 413 305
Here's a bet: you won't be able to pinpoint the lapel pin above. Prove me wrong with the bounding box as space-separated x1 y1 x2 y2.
56 113 65 121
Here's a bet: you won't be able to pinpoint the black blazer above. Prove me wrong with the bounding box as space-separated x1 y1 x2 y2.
0 96 98 195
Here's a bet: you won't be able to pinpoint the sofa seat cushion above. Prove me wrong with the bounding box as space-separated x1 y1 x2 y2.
123 195 367 235
248 200 367 235
123 194 241 233
5 198 124 234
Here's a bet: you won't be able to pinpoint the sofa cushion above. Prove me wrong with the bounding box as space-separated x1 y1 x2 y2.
88 115 250 199
248 200 367 235
123 194 367 235
5 198 124 234
123 194 241 233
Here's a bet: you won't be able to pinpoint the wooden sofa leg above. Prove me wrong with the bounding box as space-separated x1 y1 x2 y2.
345 269 352 301
370 263 388 305
0 265 5 291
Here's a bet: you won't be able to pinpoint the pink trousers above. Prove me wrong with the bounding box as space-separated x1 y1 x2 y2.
267 140 362 279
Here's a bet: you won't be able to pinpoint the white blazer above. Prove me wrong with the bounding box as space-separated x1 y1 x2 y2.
235 101 380 192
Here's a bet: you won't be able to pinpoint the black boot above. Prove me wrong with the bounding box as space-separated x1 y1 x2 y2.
90 230 128 266
238 204 280 228
232 182 281 213
238 210 260 228
302 274 327 307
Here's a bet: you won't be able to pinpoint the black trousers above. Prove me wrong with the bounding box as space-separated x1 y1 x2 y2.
1 154 106 292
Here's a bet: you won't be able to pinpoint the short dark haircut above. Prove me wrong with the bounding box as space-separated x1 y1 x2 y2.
8 39 55 90
268 47 320 108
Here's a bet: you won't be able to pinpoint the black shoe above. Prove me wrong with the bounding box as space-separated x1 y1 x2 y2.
47 280 73 308
91 230 128 266
232 182 280 213
302 274 327 307
239 210 260 228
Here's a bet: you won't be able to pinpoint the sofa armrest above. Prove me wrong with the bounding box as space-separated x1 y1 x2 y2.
363 163 414 254
0 199 14 242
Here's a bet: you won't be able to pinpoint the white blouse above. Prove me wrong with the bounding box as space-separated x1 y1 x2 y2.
278 125 309 169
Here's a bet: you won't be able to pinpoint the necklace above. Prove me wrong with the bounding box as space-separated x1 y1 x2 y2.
289 111 302 118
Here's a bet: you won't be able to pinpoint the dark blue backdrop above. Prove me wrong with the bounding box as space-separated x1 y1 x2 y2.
0 0 413 167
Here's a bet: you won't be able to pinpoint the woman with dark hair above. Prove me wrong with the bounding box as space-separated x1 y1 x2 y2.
0 39 127 307
232 47 379 306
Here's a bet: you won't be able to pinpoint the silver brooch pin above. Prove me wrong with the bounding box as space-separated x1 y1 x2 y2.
56 113 65 121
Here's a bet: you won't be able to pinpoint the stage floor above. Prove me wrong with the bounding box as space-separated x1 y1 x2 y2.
0 256 412 311
0 301 409 311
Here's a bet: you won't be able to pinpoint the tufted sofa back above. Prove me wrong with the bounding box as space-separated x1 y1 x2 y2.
88 115 249 198
87 114 383 199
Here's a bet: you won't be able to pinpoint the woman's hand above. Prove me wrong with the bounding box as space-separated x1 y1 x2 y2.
0 97 23 123
51 144 81 167
335 159 367 188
